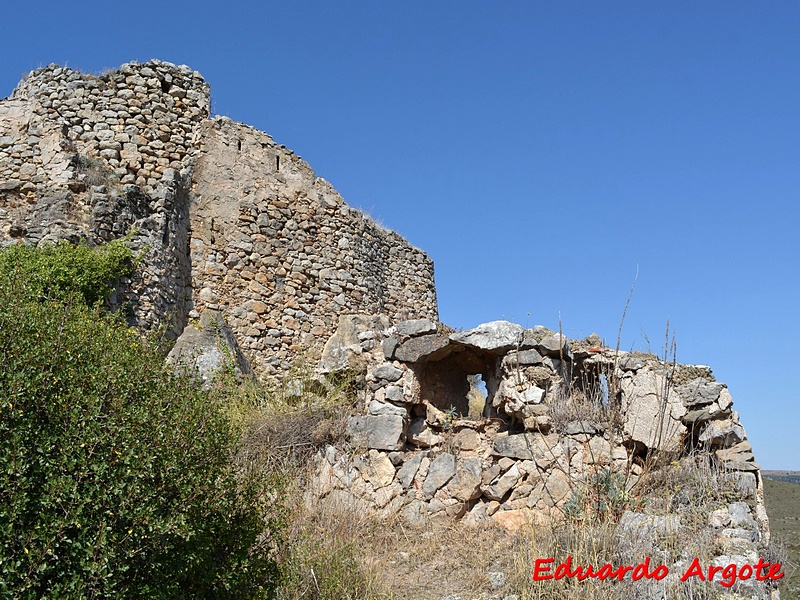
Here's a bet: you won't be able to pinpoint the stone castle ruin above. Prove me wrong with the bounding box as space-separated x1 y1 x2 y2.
0 60 436 375
0 62 779 598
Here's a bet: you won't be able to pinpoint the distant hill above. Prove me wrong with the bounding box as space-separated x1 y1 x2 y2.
762 476 800 599
762 470 800 486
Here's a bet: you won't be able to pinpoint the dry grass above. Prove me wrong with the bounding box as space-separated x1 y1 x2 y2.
266 449 781 600
269 494 772 600
218 362 780 600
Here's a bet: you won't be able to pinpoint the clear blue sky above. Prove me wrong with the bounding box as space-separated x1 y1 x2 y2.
2 2 798 469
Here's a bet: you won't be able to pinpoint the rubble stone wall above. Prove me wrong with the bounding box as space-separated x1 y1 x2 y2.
312 317 775 598
188 117 437 374
0 61 437 372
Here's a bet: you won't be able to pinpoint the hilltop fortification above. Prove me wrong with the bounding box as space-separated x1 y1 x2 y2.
0 61 780 598
0 60 436 375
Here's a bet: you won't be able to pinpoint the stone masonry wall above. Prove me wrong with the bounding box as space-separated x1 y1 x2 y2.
0 61 208 338
0 61 437 372
311 318 776 598
188 117 436 375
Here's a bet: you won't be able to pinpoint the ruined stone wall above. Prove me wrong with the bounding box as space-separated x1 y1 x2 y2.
188 118 436 375
0 61 437 372
0 61 208 337
311 317 775 598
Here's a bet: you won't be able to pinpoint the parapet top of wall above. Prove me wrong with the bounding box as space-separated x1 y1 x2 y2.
9 60 209 111
194 116 432 254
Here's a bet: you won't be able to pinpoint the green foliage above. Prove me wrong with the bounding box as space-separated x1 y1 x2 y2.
0 239 134 306
0 249 280 598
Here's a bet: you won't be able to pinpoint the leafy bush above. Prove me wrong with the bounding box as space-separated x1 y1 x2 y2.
0 239 134 306
0 243 280 598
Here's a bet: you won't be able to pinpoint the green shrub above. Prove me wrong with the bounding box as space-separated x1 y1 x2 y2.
0 239 134 306
0 244 280 598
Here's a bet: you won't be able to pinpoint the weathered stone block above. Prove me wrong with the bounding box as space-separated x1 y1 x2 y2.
347 415 404 451
492 433 562 468
446 457 483 502
394 334 451 363
396 319 437 337
450 320 523 354
422 453 456 498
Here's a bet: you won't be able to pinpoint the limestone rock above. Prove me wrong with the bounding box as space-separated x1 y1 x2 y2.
446 457 483 502
618 354 647 372
615 511 681 551
562 420 598 436
503 348 544 368
396 319 438 337
698 418 746 448
394 334 451 363
715 441 760 471
454 428 481 451
491 508 535 534
728 502 758 531
368 399 407 418
536 332 571 358
422 452 456 498
483 464 520 501
709 508 731 528
492 433 562 468
373 363 403 383
384 385 404 402
541 469 572 507
166 310 252 385
676 378 725 407
347 415 404 451
450 321 523 354
319 315 391 373
355 450 396 489
620 367 686 452
397 452 427 489
408 418 442 447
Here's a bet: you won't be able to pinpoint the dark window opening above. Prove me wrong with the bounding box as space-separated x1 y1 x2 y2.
413 348 497 419
237 140 242 151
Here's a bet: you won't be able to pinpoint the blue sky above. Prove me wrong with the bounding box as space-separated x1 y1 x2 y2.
2 2 798 469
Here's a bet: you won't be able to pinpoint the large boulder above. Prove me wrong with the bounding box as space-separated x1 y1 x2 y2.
347 414 405 451
319 314 391 373
450 320 523 354
166 310 252 385
620 367 687 453
393 333 451 363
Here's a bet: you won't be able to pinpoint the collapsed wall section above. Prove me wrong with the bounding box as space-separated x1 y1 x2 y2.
311 317 775 597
